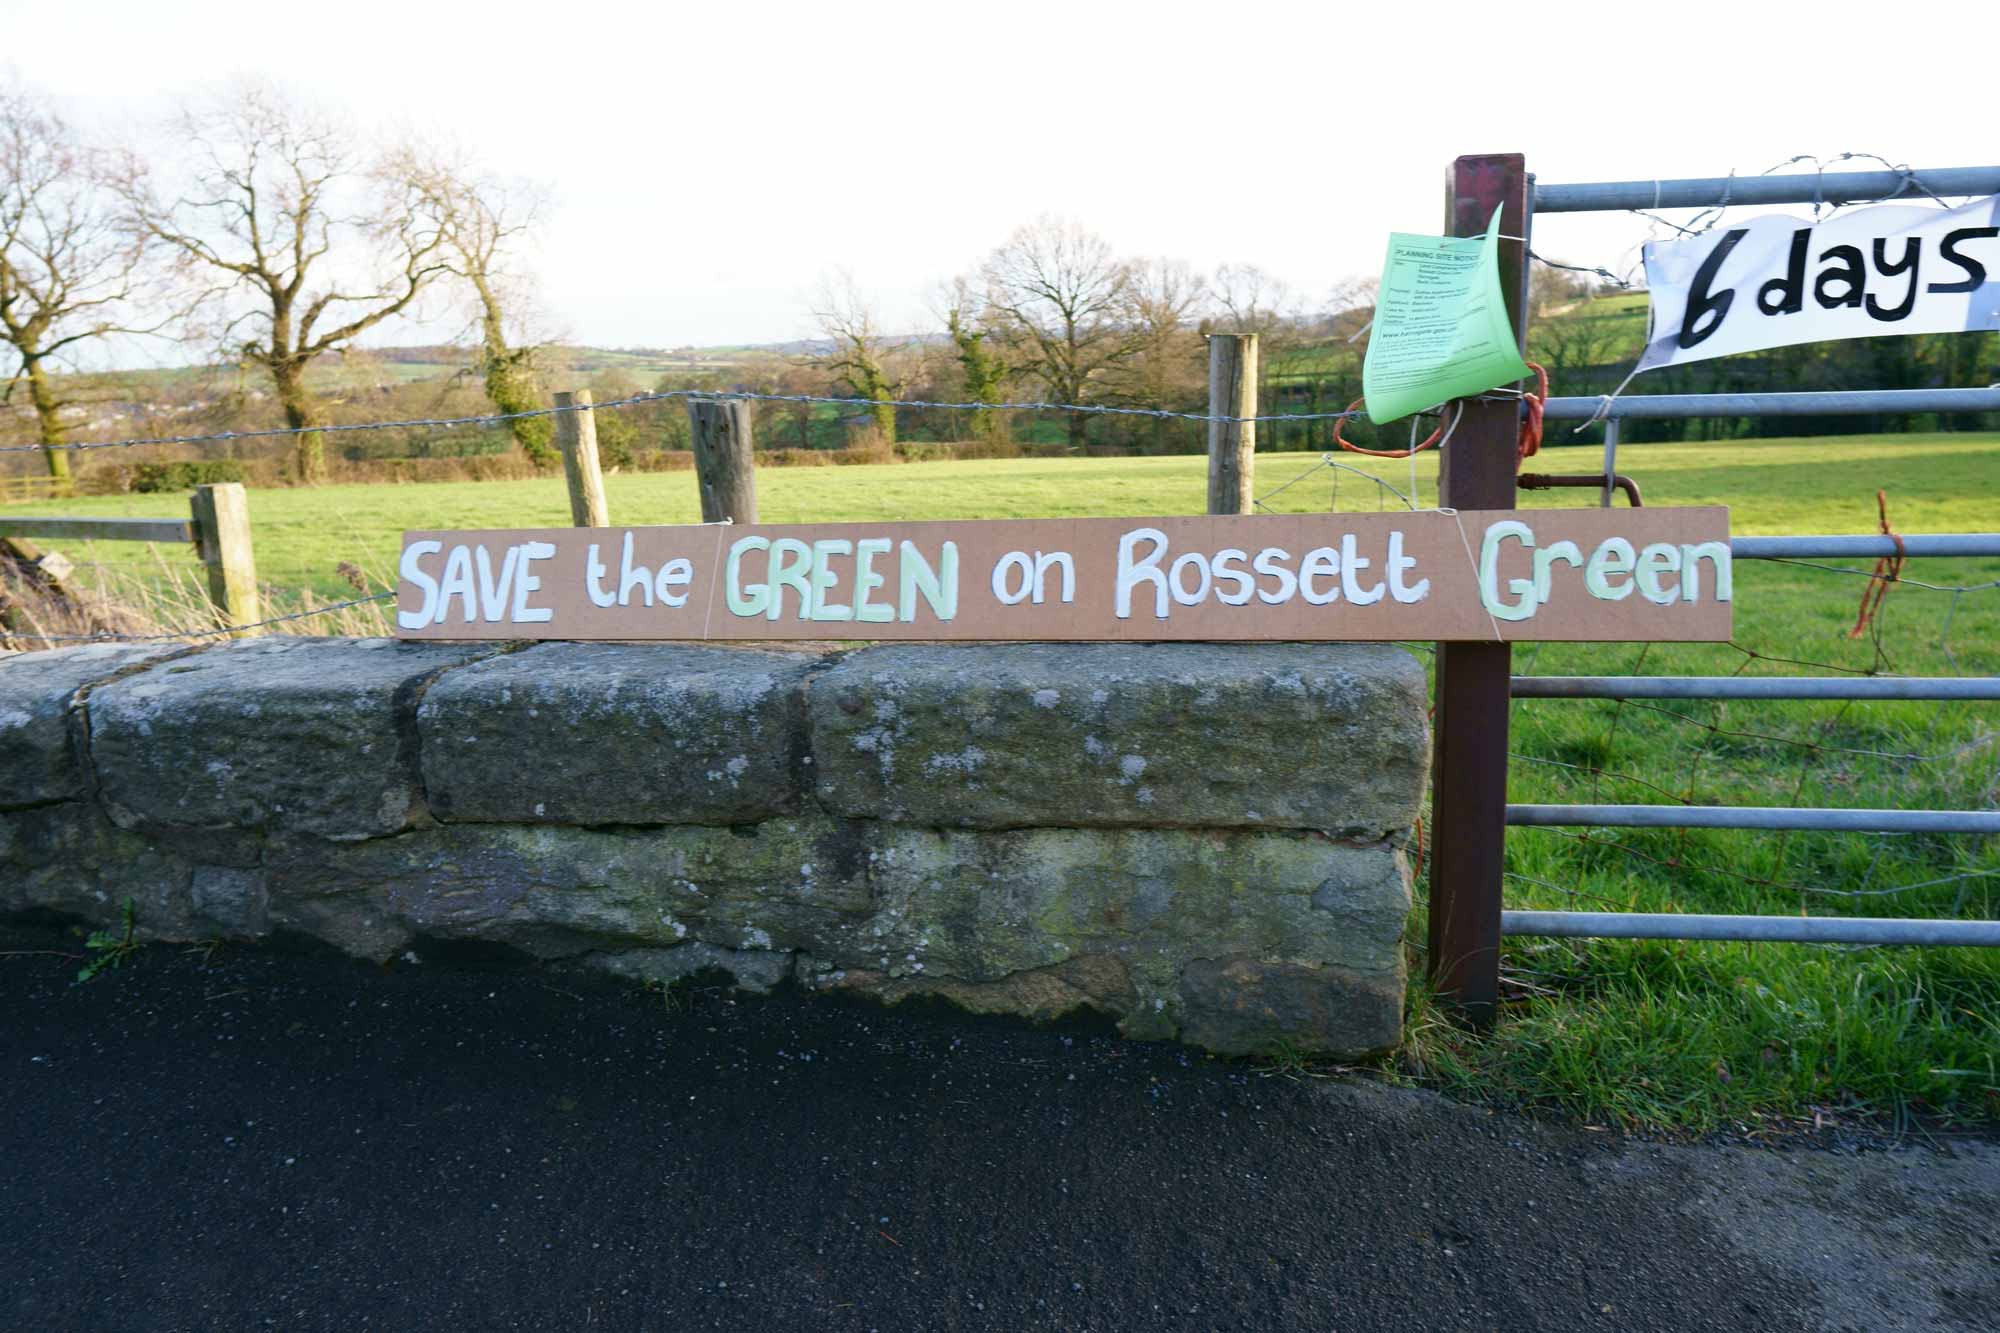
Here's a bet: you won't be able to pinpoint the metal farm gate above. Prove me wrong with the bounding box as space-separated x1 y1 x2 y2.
1425 155 2000 1023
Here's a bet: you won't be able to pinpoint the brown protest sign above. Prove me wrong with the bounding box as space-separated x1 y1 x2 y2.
396 508 1732 643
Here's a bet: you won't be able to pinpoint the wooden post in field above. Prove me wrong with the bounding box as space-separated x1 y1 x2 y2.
686 399 759 524
190 482 262 635
553 390 611 527
1205 333 1258 514
1427 152 1531 1029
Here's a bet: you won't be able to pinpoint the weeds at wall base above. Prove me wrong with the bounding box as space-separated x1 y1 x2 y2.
75 899 139 984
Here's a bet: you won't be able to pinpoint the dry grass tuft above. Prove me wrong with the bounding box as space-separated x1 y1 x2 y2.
0 539 389 652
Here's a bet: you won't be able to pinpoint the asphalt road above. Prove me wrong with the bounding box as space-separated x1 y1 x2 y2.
4 925 1994 1332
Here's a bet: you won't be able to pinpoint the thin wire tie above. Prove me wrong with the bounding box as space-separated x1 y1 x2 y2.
1569 362 1643 436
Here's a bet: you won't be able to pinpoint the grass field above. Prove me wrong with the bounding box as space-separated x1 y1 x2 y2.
20 431 2000 603
12 430 1999 1131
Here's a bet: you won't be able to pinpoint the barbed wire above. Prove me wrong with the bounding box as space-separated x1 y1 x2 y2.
1724 641 1877 677
1509 751 1698 807
1529 252 1637 290
1607 697 1999 765
1536 828 1999 906
1503 869 1632 912
1808 867 1999 901
0 591 394 647
1757 557 2000 595
1530 151 1981 297
1253 453 1417 514
0 388 1374 456
1758 152 1964 218
1507 577 1999 917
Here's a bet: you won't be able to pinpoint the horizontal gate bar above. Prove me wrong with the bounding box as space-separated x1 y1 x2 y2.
1732 533 2000 559
0 516 195 544
1511 676 2000 701
1507 804 2000 834
1544 386 2000 421
1501 910 2000 947
1532 165 2000 213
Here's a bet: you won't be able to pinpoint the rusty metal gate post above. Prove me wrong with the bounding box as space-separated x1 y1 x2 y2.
1427 153 1532 1026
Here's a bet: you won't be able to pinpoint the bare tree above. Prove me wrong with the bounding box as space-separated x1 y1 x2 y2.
0 80 160 480
978 217 1136 450
117 83 448 482
1114 257 1207 451
1323 276 1378 338
387 141 556 466
1209 262 1295 337
808 270 896 445
1210 262 1317 445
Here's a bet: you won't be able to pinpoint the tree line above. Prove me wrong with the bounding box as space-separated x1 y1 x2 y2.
788 241 1386 458
2 74 1410 482
6 74 1992 488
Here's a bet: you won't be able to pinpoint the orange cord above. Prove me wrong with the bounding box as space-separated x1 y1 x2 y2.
1411 701 1437 885
1515 361 1547 462
1330 399 1448 457
1847 489 1905 639
1333 361 1549 464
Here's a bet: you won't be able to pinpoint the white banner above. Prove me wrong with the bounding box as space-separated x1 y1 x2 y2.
1637 195 2000 372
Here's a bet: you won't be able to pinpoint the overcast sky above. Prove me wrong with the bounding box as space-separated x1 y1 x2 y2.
11 0 1995 352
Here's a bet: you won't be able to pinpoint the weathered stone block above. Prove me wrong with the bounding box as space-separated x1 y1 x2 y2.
0 644 185 806
418 642 816 825
844 824 1408 1052
189 864 269 936
0 802 196 938
89 637 494 839
809 643 1427 834
807 955 1139 1025
263 815 872 961
1177 958 1403 1057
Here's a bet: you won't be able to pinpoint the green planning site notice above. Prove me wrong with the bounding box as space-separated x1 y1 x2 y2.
1362 205 1532 424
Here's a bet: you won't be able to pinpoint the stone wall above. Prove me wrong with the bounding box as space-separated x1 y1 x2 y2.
0 637 1428 1056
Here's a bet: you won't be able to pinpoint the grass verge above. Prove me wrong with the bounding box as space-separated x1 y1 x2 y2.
1392 943 1999 1135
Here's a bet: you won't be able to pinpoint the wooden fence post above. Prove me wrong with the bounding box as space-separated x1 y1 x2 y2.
190 482 261 635
1426 153 1531 1028
1205 333 1258 515
553 390 611 527
686 399 759 524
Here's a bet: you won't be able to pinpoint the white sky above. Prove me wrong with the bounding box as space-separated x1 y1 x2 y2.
11 0 1996 352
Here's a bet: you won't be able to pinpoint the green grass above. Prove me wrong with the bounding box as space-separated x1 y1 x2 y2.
22 431 2000 601
14 429 1999 1132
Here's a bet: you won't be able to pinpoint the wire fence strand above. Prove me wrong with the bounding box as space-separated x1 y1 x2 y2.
0 388 1372 456
0 592 394 647
1506 568 2000 918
